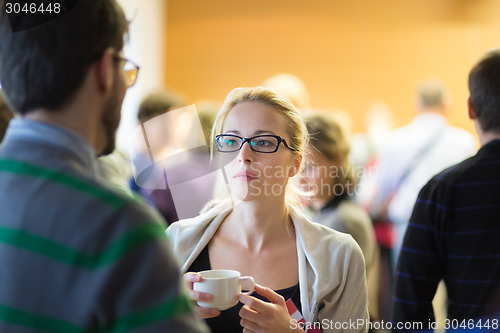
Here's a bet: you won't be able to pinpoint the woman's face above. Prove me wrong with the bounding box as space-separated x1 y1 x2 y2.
302 145 338 204
220 101 301 202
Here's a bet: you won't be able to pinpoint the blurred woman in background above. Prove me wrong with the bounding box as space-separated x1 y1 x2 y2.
302 112 379 322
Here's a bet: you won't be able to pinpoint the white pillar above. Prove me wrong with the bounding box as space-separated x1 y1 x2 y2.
115 0 167 152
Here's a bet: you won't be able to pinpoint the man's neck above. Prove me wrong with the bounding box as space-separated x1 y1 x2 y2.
475 120 500 147
478 131 500 146
418 106 446 116
23 101 99 151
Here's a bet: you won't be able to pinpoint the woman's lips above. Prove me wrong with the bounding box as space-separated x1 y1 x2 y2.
233 170 258 181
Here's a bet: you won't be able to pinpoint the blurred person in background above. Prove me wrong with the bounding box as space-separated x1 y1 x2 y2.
262 73 311 111
98 91 186 198
0 1 207 332
158 100 219 221
350 100 394 169
97 148 133 194
167 87 368 333
137 89 185 124
363 77 477 268
129 90 185 224
392 48 500 333
130 92 218 224
0 90 14 142
301 112 379 322
359 77 477 322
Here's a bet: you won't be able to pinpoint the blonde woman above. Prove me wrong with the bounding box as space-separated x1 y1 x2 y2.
167 87 368 333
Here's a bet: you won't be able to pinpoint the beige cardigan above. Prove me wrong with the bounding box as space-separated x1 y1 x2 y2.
166 201 369 332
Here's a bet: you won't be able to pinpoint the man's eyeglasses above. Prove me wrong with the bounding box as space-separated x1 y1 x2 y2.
113 55 140 88
215 134 297 153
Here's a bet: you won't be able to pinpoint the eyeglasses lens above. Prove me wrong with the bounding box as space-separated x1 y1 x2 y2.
123 61 138 87
217 135 279 153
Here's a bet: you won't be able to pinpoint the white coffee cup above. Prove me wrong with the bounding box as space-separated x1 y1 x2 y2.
193 269 255 310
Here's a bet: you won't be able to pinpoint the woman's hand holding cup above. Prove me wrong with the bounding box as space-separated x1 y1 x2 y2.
183 272 221 319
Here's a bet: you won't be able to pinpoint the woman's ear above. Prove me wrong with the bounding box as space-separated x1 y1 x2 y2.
288 154 303 178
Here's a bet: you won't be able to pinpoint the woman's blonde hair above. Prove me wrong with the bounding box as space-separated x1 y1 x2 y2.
210 86 308 208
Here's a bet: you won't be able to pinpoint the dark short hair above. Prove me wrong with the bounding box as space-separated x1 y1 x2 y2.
0 90 14 142
0 0 129 114
468 49 500 133
138 91 185 123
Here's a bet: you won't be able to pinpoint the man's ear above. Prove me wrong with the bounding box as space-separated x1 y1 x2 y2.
94 48 115 95
467 97 476 120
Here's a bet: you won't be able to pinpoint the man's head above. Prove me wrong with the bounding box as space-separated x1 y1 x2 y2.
0 0 129 114
262 73 310 111
0 0 129 156
468 49 500 134
137 91 185 124
415 77 450 114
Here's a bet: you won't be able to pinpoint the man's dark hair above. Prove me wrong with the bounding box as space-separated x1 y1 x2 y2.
468 49 500 133
0 90 14 142
0 0 129 114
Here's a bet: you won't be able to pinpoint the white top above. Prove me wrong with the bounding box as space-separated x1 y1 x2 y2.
378 113 476 225
166 201 369 332
364 113 477 257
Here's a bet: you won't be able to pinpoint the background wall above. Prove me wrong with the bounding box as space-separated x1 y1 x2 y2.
165 0 500 135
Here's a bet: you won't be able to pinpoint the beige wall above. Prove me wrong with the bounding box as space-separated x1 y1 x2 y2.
165 0 500 135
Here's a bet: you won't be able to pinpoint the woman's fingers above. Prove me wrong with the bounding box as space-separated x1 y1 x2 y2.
195 306 221 319
242 328 256 333
183 272 220 318
240 315 261 332
239 293 268 312
184 273 213 304
188 289 213 302
239 284 302 332
183 272 202 289
239 303 260 322
253 284 286 305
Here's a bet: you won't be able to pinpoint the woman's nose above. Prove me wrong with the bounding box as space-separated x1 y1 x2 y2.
237 140 254 163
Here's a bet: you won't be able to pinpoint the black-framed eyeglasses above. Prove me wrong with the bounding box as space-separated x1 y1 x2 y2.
215 134 297 153
113 55 140 88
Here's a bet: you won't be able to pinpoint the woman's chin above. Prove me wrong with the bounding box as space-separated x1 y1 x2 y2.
230 187 260 202
229 180 287 202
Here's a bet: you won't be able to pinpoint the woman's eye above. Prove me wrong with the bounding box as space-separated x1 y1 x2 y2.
257 140 271 146
224 140 236 146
